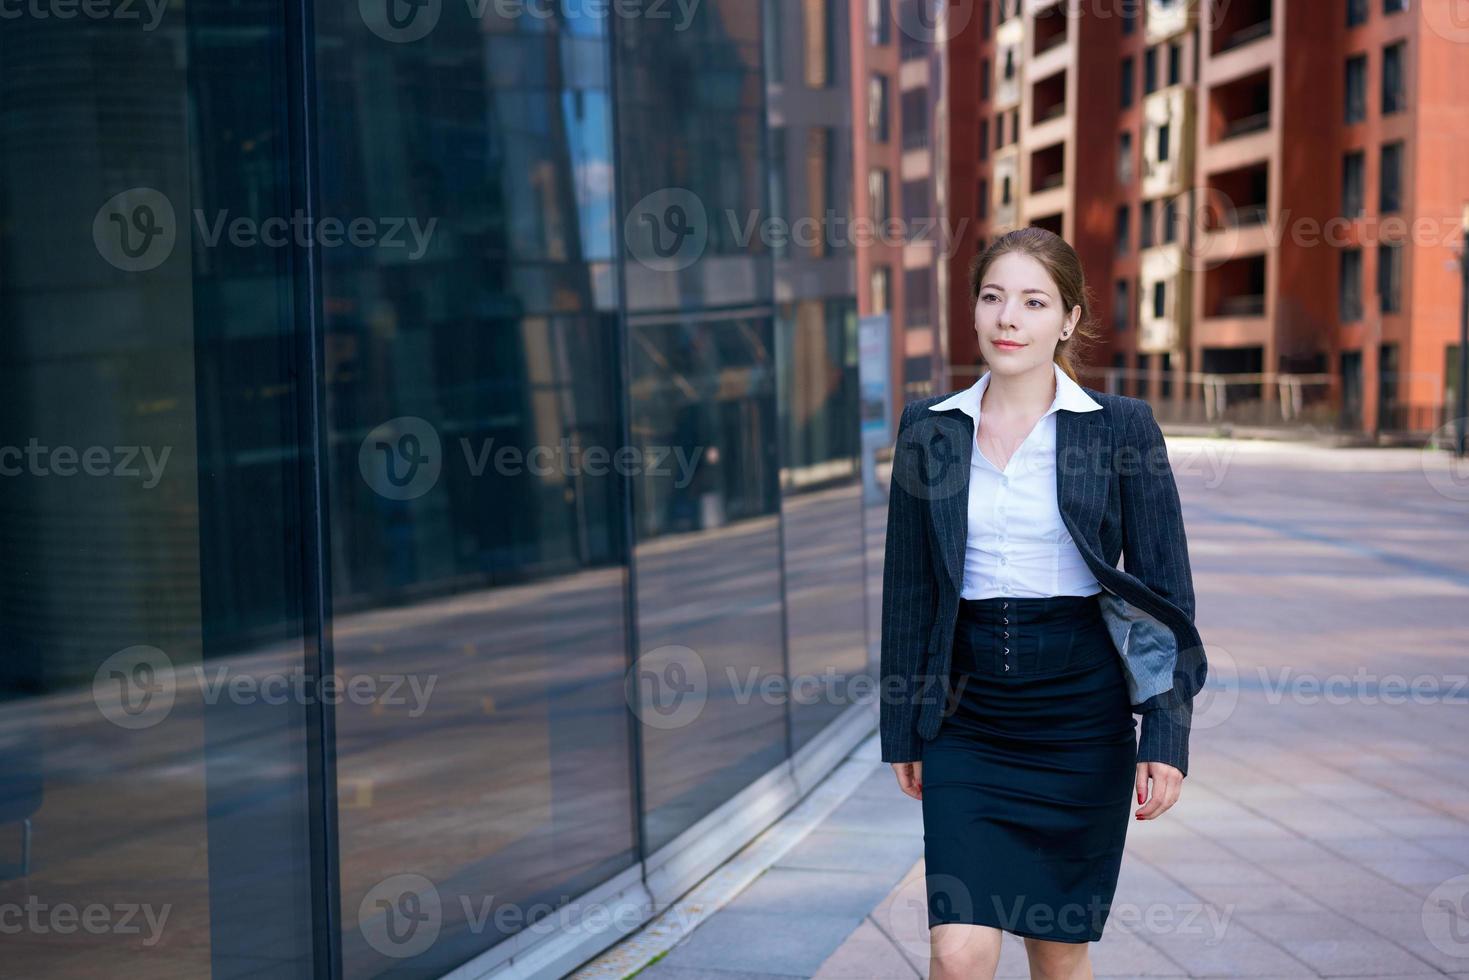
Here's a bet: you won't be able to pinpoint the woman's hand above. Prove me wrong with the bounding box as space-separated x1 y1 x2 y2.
1135 761 1182 819
892 761 923 801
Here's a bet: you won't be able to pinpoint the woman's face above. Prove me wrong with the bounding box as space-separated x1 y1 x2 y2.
972 250 1080 375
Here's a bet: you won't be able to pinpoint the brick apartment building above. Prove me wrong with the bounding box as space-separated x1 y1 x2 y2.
856 0 1469 435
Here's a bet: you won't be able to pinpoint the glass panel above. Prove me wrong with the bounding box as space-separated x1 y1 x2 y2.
311 4 636 974
0 4 319 977
615 0 787 853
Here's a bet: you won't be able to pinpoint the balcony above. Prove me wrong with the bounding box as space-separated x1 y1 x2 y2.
1208 68 1271 144
1204 253 1267 320
1030 71 1067 127
1204 161 1268 230
1210 0 1272 56
1032 3 1068 56
1142 87 1195 199
1029 142 1065 195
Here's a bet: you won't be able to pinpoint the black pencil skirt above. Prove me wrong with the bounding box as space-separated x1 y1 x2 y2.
921 593 1137 943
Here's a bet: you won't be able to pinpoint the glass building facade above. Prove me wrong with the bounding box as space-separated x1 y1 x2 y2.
0 0 868 976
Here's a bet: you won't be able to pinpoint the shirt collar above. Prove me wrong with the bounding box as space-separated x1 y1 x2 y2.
927 361 1103 423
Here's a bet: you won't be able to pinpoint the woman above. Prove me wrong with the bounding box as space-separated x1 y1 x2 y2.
879 227 1207 979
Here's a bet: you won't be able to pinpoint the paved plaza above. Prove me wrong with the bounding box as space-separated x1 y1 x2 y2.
609 436 1469 979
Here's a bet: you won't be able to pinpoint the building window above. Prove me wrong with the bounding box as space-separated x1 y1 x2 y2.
905 265 933 325
802 0 835 88
764 0 784 84
870 265 892 314
978 177 989 218
901 88 929 150
1157 122 1171 163
1143 46 1157 95
1118 131 1133 184
1168 41 1182 86
1347 0 1367 26
1378 240 1402 313
1114 279 1130 329
1153 280 1167 319
1379 141 1403 213
869 74 890 142
1004 47 1016 80
1345 54 1366 124
1140 198 1155 247
981 58 991 100
901 179 927 223
899 0 928 60
979 118 989 160
1384 0 1407 12
1122 0 1137 35
1116 204 1131 253
806 127 834 256
981 0 991 38
869 168 890 224
1339 248 1363 322
1342 151 1365 217
1001 173 1012 205
868 0 891 45
995 112 1005 149
1382 42 1405 114
1120 56 1134 108
1161 198 1178 243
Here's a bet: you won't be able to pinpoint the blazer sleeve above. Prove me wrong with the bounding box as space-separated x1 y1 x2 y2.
879 401 940 763
1120 400 1198 777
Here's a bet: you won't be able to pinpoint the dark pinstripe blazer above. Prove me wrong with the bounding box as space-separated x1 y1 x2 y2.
878 384 1207 775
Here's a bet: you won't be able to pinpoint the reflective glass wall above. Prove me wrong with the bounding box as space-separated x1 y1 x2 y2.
0 1 863 977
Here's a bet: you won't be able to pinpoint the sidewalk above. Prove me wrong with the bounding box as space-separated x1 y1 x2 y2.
608 725 1469 979
581 438 1469 980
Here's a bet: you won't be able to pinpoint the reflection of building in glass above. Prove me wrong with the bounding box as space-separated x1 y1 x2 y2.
0 1 874 978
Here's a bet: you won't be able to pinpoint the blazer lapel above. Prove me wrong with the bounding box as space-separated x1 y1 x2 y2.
1055 408 1111 561
924 409 973 592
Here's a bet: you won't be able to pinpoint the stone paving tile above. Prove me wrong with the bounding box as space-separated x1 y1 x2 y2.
1271 937 1442 978
776 828 923 880
723 867 901 920
653 910 864 978
811 919 920 979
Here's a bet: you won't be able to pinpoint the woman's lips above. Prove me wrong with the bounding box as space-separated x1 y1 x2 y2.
992 340 1025 350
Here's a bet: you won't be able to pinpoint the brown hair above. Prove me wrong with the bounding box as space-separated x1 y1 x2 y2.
967 227 1099 383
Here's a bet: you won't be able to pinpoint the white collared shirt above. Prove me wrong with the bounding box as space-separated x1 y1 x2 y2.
928 362 1107 600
